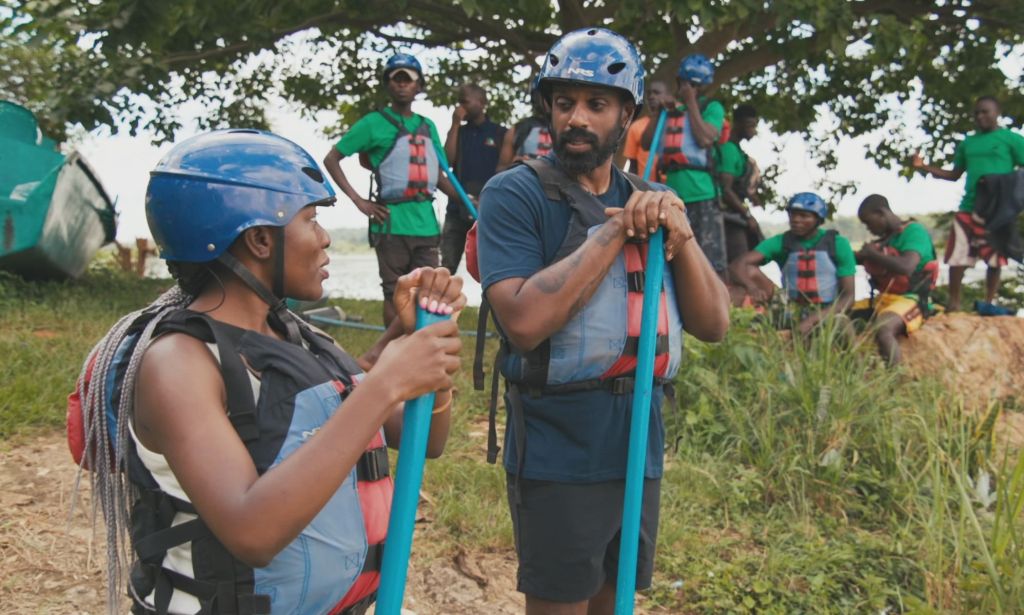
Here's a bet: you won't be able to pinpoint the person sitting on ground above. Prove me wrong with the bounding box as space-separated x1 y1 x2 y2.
75 130 465 615
497 76 552 171
730 192 856 336
853 194 938 366
911 95 1024 311
441 82 506 272
716 104 764 274
323 53 462 325
621 79 674 180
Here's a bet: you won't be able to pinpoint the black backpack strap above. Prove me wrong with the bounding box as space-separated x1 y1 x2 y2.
375 108 408 134
156 313 259 445
473 299 491 391
486 342 507 465
818 229 839 265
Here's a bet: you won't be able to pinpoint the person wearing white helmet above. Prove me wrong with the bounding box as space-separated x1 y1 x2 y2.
476 28 729 613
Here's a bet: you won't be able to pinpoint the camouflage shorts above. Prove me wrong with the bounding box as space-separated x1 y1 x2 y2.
686 199 727 273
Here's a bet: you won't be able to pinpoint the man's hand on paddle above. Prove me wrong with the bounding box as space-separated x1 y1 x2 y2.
393 267 467 334
605 190 693 261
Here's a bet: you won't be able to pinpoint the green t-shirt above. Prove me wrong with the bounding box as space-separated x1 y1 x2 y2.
885 221 936 273
335 108 446 236
715 140 747 178
663 99 725 203
952 128 1024 213
754 228 857 277
879 221 937 300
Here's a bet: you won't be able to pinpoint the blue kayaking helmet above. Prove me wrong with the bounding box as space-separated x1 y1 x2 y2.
538 27 645 118
677 54 715 85
146 129 335 263
383 52 425 85
147 129 333 343
787 192 829 221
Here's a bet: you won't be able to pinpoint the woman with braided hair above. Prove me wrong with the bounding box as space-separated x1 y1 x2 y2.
72 130 464 615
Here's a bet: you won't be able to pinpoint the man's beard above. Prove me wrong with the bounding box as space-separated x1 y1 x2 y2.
555 125 623 177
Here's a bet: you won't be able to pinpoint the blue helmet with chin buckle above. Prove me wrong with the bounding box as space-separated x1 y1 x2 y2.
146 129 335 263
678 54 715 85
787 192 829 221
537 27 645 118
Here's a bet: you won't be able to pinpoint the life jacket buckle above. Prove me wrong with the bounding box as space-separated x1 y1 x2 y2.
609 377 635 395
356 447 390 482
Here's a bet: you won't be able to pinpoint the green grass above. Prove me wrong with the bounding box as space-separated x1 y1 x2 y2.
3 265 1023 612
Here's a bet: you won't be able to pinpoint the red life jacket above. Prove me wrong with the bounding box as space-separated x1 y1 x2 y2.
599 241 672 380
659 100 729 174
862 225 939 296
374 110 439 204
781 230 840 305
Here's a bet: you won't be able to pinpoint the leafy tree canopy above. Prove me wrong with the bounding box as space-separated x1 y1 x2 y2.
3 0 1022 175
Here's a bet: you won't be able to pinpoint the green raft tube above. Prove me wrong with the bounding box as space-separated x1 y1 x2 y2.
0 101 117 279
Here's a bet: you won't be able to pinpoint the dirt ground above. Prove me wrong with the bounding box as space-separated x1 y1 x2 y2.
902 313 1024 445
0 431 524 615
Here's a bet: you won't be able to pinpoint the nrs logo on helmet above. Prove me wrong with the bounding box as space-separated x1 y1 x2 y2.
536 27 646 119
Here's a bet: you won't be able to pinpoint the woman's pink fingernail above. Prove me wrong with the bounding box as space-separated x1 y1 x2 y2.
419 297 428 308
429 300 439 312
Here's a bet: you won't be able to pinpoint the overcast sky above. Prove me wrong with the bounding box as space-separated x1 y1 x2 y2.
68 41 1022 244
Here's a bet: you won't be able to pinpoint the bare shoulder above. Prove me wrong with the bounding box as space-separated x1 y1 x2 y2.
135 332 225 451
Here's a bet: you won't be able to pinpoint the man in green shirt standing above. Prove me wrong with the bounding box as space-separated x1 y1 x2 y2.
730 192 856 336
324 53 461 324
912 96 1024 310
854 195 938 366
649 54 728 275
716 104 764 271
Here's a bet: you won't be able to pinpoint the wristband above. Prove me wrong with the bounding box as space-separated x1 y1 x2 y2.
432 391 453 415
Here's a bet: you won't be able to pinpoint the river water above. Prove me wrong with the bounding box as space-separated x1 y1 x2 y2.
147 250 996 308
322 252 992 307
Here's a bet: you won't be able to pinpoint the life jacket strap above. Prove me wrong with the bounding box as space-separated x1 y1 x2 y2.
361 542 385 575
355 447 390 482
135 517 212 564
523 375 672 397
337 591 377 615
144 564 271 615
621 334 670 358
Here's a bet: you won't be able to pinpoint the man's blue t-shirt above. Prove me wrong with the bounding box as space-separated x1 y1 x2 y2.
476 156 674 483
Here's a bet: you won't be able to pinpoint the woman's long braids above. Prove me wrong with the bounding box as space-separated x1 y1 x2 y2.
72 269 202 612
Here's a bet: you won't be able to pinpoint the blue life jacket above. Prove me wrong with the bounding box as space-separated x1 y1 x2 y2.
781 229 839 304
374 110 438 204
497 159 684 390
474 158 684 465
514 118 552 159
117 310 390 615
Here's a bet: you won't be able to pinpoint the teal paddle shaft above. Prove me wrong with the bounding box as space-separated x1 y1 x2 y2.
376 307 450 614
640 109 668 183
615 108 669 615
433 142 480 220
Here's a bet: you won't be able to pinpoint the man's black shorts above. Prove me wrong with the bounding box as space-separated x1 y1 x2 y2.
372 233 440 298
506 475 661 603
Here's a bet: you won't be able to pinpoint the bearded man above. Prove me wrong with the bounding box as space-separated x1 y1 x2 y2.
475 27 729 615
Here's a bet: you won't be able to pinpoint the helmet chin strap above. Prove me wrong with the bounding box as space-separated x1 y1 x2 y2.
216 230 302 346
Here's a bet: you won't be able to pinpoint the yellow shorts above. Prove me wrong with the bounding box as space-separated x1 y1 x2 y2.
853 294 925 334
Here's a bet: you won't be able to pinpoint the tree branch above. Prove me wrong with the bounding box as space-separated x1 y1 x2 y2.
556 0 587 32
